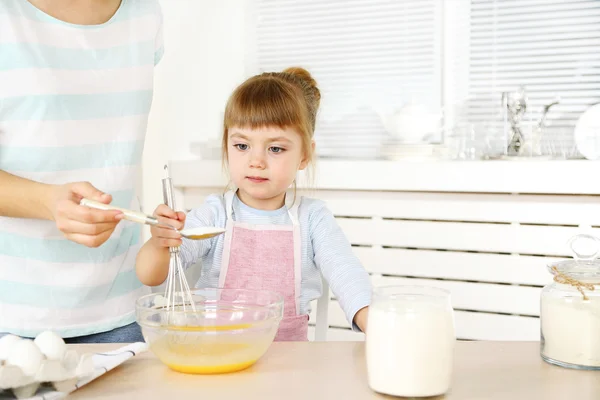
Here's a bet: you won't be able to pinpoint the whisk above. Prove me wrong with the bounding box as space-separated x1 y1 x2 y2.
162 164 197 319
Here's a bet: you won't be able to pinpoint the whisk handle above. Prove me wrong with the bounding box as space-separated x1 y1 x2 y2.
162 165 179 253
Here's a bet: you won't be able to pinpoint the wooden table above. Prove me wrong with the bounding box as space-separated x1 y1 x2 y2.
70 341 600 400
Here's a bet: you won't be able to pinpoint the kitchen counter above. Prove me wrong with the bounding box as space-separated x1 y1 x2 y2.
70 341 600 399
169 159 600 194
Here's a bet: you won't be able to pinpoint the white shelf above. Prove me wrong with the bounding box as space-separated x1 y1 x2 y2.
169 159 600 195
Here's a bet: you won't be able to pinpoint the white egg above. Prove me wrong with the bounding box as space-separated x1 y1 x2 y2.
6 339 44 376
34 330 67 361
0 334 23 362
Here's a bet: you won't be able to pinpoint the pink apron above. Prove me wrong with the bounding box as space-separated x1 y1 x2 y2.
218 190 308 341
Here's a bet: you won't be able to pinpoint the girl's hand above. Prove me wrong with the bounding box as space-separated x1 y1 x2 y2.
354 306 369 333
150 204 186 248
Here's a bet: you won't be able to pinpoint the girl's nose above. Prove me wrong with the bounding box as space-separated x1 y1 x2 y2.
249 150 266 169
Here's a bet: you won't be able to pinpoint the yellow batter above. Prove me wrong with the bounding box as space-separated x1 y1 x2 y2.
150 324 270 374
166 323 253 332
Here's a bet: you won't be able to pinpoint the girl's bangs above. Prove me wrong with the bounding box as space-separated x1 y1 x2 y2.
224 79 305 130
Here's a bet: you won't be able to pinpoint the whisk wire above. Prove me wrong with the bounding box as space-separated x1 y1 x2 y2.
162 164 197 322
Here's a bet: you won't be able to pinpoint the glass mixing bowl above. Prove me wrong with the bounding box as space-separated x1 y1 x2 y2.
136 288 283 374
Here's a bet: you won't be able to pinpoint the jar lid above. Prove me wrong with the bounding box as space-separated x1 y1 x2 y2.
548 234 600 281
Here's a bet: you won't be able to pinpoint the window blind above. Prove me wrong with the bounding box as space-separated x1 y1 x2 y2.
246 0 599 159
465 0 600 157
246 0 443 159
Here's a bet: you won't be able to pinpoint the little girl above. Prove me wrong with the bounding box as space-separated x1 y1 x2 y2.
136 67 371 340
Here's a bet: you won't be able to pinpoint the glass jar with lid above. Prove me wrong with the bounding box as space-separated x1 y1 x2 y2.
541 234 600 370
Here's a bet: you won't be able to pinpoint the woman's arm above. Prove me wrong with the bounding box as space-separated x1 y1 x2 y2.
0 170 123 247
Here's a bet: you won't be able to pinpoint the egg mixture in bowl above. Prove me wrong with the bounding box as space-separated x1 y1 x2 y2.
136 289 283 374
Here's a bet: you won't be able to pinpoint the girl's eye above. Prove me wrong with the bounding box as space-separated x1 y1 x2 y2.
234 144 248 151
269 146 285 153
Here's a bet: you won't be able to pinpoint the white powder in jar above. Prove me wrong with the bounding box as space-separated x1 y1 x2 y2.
366 298 455 397
541 286 600 368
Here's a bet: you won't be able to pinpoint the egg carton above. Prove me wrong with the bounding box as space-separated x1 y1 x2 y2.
0 350 94 399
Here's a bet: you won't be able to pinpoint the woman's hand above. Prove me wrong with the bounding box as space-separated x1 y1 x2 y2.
48 181 123 248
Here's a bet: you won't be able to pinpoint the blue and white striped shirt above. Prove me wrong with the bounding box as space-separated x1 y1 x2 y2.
0 0 163 338
180 193 372 331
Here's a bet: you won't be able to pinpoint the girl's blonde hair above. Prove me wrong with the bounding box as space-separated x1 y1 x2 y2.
221 67 321 173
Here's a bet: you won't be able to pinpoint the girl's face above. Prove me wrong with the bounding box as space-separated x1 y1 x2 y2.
227 125 309 210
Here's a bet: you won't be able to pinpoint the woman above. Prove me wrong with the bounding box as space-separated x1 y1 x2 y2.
0 0 164 343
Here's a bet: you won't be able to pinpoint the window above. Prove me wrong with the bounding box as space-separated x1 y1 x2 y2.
463 0 600 158
246 0 600 159
246 0 443 159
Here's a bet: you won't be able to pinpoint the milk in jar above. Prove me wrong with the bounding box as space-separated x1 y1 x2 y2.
366 286 455 397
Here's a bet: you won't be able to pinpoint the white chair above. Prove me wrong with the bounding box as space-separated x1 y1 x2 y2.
313 274 330 341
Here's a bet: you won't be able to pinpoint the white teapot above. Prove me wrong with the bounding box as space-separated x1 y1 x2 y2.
377 102 441 143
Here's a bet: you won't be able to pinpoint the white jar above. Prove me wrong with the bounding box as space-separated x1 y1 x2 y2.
366 286 455 397
541 234 600 370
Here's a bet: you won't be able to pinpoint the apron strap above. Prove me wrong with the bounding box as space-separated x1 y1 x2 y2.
224 190 235 220
286 193 302 314
286 191 301 226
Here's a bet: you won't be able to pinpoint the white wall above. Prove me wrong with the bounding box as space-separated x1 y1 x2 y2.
142 0 248 240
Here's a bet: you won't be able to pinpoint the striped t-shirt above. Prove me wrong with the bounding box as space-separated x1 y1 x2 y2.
180 193 373 331
0 0 163 338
